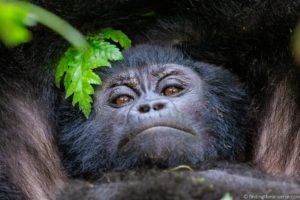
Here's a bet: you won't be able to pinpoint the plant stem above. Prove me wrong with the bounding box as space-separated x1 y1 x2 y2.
18 1 88 50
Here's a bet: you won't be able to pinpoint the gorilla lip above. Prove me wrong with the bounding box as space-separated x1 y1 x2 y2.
118 124 195 149
139 126 194 136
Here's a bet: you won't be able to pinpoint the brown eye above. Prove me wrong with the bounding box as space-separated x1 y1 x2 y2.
163 86 182 96
114 95 132 107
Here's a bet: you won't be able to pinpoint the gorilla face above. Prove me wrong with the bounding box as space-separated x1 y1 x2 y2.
59 45 249 178
95 64 208 168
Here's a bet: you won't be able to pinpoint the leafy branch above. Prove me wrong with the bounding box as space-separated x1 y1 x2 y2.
56 30 131 118
0 0 131 118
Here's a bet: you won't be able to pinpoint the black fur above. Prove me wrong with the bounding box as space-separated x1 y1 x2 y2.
58 163 300 200
0 0 299 199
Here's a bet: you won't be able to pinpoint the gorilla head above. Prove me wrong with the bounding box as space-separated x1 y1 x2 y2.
58 44 250 179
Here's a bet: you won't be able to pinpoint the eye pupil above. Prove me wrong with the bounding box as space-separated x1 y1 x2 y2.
163 86 180 96
115 96 131 106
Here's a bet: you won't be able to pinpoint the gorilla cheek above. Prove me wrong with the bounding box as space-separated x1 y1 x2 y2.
96 114 128 157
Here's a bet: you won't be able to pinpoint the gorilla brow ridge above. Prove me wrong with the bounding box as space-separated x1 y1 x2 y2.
109 78 139 90
107 64 185 91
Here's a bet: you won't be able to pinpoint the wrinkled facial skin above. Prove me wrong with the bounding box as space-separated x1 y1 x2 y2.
95 64 209 169
58 45 249 179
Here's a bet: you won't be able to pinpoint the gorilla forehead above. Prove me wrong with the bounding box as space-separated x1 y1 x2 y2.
99 44 196 80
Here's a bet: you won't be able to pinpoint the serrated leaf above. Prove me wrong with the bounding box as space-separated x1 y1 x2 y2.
100 27 131 49
56 30 130 118
85 48 111 68
97 41 123 61
84 70 102 84
64 65 76 95
55 54 69 87
65 79 76 98
82 82 94 94
90 58 111 69
79 93 92 118
65 64 83 98
72 91 81 106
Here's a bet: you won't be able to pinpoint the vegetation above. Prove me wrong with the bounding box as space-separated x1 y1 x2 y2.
0 0 131 117
56 29 131 117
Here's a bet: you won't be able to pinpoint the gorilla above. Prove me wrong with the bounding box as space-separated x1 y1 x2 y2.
56 45 299 200
0 0 299 199
58 44 250 178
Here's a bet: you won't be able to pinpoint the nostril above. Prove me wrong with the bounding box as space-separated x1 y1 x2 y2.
153 103 165 111
138 104 151 113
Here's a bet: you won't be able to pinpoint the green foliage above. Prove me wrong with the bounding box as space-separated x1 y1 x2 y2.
100 28 131 49
221 193 233 200
0 1 34 46
55 29 131 118
0 1 130 118
0 0 88 49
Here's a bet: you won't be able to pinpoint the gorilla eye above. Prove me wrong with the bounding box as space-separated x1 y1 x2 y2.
162 86 182 96
113 95 133 107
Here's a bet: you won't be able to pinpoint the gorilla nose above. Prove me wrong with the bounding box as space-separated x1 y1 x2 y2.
138 100 167 113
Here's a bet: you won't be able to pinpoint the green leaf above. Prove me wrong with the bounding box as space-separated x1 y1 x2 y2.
100 27 132 49
84 70 102 85
79 93 92 118
221 193 233 200
0 1 34 47
96 41 123 61
55 49 73 87
56 30 130 118
65 64 82 98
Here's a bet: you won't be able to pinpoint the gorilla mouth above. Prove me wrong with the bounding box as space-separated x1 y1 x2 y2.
118 125 195 149
139 126 194 136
